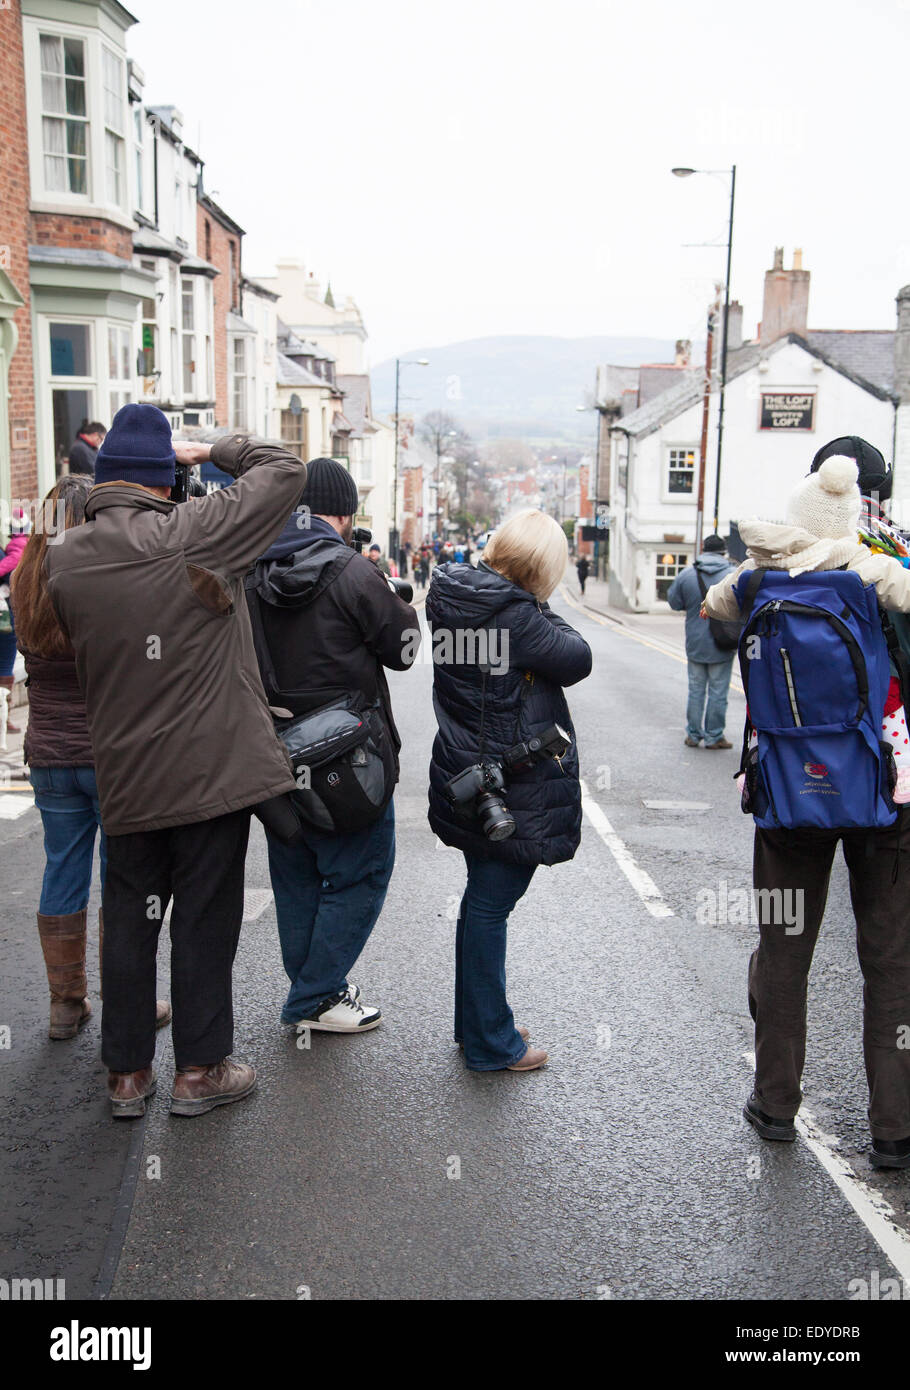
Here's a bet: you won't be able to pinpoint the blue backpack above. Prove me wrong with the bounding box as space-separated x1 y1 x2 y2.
734 566 897 830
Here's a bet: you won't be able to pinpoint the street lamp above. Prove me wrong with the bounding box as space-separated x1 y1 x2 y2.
392 356 429 555
436 428 457 541
671 164 736 541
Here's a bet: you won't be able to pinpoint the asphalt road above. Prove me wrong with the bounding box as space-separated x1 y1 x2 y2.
3 584 910 1300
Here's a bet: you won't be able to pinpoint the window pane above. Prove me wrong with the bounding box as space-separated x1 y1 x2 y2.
68 155 87 195
50 322 91 377
65 77 86 118
67 120 86 157
41 72 65 113
52 388 91 477
183 335 194 395
103 49 123 133
63 38 85 78
181 282 194 329
44 153 67 192
40 34 63 74
108 326 118 378
105 131 122 204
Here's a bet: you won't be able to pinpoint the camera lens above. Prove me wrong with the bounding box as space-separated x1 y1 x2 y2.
475 791 516 841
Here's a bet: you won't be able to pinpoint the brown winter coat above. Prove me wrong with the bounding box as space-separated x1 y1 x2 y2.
21 649 94 767
45 434 306 835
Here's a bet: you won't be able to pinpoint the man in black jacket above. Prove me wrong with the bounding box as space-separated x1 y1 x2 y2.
68 421 106 476
248 458 420 1034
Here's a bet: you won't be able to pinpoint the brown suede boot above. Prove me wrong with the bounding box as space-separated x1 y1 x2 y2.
108 1066 157 1119
98 909 172 1029
36 910 92 1040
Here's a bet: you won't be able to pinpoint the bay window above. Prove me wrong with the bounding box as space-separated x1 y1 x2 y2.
40 34 88 195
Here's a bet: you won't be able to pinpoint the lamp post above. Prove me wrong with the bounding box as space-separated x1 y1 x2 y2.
671 164 736 537
435 428 457 541
392 355 428 555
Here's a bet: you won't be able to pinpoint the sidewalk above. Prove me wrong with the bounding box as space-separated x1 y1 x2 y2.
565 573 687 653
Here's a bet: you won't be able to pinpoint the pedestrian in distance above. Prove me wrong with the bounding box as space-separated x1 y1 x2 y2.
11 476 172 1041
46 404 307 1120
67 421 106 477
575 554 589 595
704 455 910 1167
245 458 420 1036
367 543 391 576
667 534 736 749
427 508 592 1072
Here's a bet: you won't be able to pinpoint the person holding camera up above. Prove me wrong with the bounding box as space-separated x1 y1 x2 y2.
46 404 306 1119
427 508 592 1071
244 458 419 1035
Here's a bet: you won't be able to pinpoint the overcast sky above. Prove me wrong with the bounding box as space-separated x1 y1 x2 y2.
130 0 909 367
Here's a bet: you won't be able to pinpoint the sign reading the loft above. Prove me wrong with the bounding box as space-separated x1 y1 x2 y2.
759 391 816 431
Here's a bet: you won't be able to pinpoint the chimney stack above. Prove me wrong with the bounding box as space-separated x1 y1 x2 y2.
760 247 810 344
674 338 692 368
725 300 744 352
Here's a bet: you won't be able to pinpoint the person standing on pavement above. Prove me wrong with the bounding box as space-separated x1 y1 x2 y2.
246 458 420 1036
427 508 592 1073
67 421 106 477
575 554 589 595
0 506 30 737
667 535 735 749
704 457 910 1167
46 404 306 1120
12 476 172 1041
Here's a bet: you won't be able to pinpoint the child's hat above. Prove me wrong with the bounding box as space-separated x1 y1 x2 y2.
787 456 861 540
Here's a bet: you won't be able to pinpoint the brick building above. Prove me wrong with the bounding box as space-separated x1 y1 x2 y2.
0 0 37 508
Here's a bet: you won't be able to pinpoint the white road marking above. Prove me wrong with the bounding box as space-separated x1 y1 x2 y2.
0 792 34 819
742 1051 910 1282
580 781 674 919
642 799 711 811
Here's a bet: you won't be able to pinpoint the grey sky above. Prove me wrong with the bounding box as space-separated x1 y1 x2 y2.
130 0 909 367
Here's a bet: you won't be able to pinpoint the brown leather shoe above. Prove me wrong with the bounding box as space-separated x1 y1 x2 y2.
108 1066 157 1119
169 1057 256 1117
705 738 733 749
99 909 171 1028
507 1046 549 1072
36 910 92 1039
458 1024 529 1050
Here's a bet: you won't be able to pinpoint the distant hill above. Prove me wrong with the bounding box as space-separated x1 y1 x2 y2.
370 334 678 443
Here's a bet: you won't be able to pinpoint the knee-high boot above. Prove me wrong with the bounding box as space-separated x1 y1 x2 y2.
36 909 92 1040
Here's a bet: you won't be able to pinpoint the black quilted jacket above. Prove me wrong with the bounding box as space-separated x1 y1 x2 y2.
426 561 592 865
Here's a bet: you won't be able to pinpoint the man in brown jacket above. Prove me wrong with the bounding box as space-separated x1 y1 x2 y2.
46 403 306 1119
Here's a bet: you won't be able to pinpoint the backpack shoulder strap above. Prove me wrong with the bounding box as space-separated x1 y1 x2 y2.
693 563 708 600
243 569 280 703
739 566 768 617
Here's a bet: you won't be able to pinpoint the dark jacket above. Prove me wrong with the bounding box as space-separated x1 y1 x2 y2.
45 434 306 836
68 436 99 476
426 561 592 865
21 650 93 767
247 515 419 768
667 550 734 663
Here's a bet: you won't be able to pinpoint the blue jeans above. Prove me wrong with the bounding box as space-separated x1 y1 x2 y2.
29 765 106 915
686 658 735 745
266 799 396 1023
455 854 536 1070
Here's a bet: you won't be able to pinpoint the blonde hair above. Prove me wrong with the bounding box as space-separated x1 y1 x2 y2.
483 508 568 600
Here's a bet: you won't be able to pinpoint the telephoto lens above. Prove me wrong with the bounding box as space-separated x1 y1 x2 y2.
388 576 413 604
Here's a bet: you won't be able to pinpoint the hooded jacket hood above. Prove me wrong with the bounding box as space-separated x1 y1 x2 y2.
425 560 535 629
256 512 354 610
737 518 866 576
693 550 731 576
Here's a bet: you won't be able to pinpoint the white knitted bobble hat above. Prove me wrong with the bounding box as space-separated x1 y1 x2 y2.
786 456 861 539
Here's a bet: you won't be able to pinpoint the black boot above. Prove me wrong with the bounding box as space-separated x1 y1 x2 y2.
743 1093 796 1142
870 1135 910 1169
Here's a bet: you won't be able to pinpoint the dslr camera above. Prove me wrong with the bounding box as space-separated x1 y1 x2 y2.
444 723 571 841
351 526 413 604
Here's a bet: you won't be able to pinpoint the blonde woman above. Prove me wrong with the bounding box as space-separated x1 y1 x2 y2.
426 509 592 1071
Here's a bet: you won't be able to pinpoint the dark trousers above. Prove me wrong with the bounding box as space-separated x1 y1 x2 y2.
751 808 910 1139
101 808 251 1073
455 855 536 1070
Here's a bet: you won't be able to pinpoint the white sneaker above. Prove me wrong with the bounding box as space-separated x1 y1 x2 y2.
297 988 381 1033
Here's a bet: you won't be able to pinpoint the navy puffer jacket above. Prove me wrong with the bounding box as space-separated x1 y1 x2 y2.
427 561 592 865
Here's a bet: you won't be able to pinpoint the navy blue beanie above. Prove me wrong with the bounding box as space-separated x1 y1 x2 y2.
94 403 176 486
